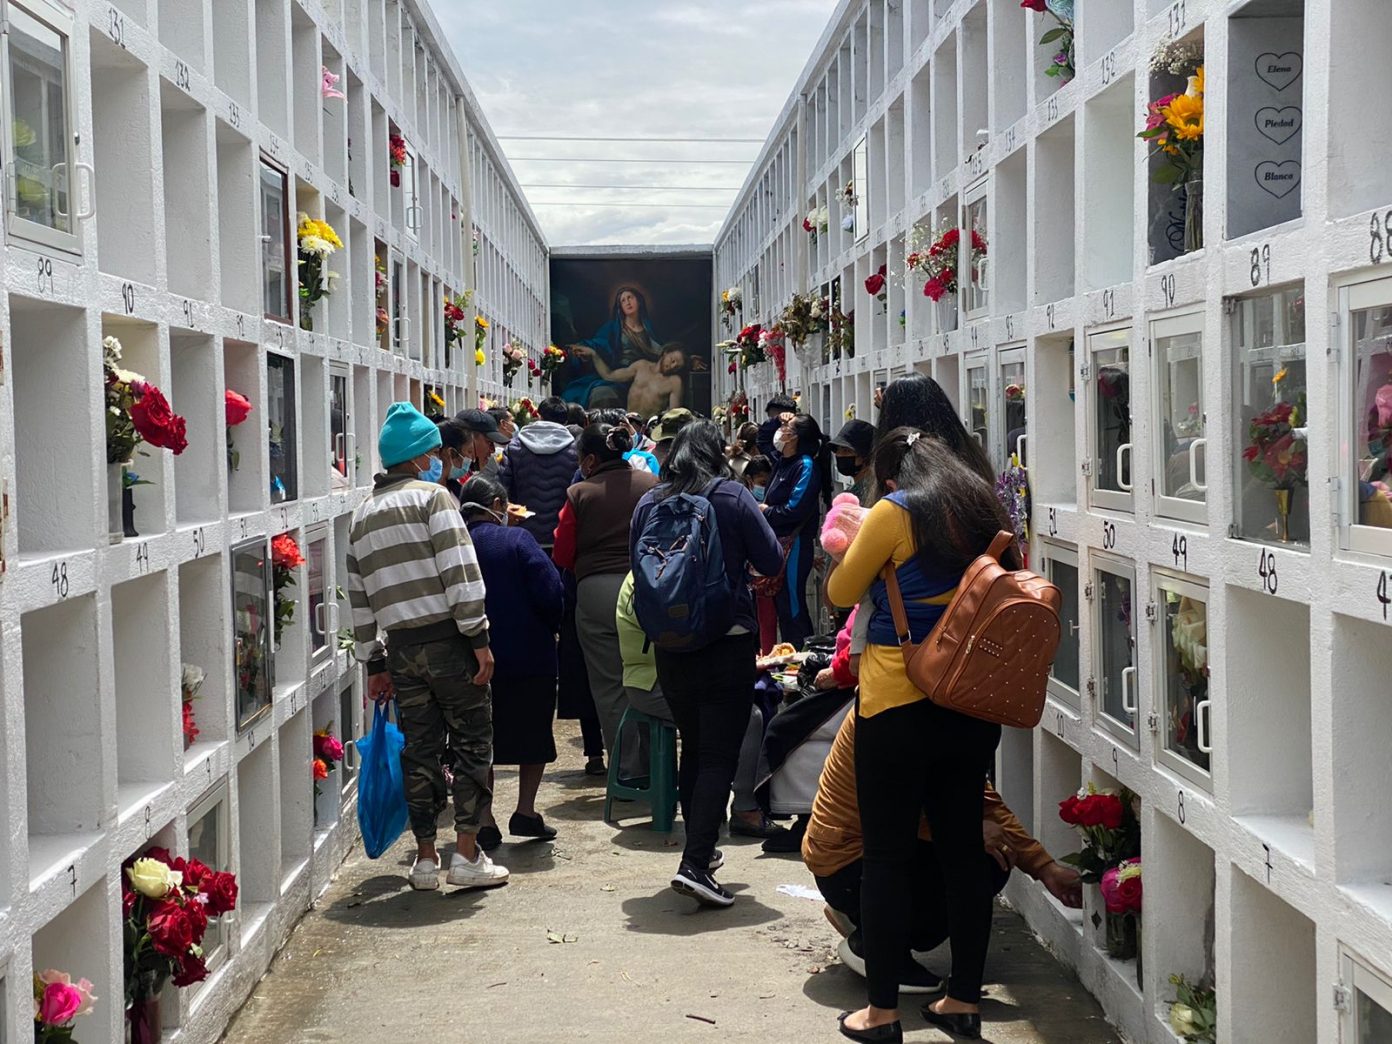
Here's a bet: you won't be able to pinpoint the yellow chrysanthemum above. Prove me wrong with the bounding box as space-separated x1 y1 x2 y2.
1191 66 1205 97
475 348 486 366
475 316 490 330
1164 93 1204 141
1273 367 1288 385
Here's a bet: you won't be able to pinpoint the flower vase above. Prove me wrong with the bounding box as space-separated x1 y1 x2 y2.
1274 488 1293 543
299 307 314 332
122 484 139 538
126 994 161 1044
1183 178 1203 254
108 461 128 543
936 296 958 333
1104 910 1138 960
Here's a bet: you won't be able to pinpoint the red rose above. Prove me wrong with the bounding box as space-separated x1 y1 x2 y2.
803 217 814 233
271 534 305 570
225 389 252 427
1020 0 1047 9
313 758 329 781
122 888 136 917
941 228 960 247
1096 795 1124 830
865 273 886 297
130 385 189 455
147 900 195 957
1058 795 1082 825
202 871 239 917
923 277 947 301
182 893 209 940
172 953 209 988
183 857 211 888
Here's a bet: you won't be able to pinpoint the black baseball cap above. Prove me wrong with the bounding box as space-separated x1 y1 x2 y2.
454 408 510 444
829 419 876 458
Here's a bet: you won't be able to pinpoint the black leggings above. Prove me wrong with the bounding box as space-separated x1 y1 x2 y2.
656 633 758 870
855 699 1001 1008
774 529 815 649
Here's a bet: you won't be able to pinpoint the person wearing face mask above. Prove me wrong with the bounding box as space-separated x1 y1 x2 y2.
741 455 777 652
828 419 877 505
457 475 565 852
761 412 832 650
498 396 579 554
552 423 658 781
453 409 511 481
345 402 508 892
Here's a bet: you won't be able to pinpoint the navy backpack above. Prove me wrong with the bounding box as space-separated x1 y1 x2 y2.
633 480 735 651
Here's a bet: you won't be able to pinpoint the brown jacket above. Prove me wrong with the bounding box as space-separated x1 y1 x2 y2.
563 460 657 580
802 712 1054 879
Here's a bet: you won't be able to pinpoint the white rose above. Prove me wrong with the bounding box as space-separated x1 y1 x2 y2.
127 858 182 899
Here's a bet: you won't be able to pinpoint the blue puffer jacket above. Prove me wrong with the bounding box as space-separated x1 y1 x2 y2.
762 452 821 539
498 421 578 548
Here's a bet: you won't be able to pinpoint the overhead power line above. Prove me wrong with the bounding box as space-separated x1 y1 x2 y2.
527 201 731 209
519 183 741 192
507 157 753 165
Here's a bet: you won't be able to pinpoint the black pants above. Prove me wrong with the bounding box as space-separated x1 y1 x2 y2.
855 699 1001 1008
816 843 1011 953
656 633 758 870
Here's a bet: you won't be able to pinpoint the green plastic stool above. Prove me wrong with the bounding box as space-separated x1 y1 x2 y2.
603 708 679 832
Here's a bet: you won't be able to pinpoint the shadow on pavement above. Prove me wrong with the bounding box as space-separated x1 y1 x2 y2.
320 873 499 929
620 885 783 935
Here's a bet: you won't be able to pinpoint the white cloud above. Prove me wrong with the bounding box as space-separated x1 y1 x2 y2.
431 0 840 245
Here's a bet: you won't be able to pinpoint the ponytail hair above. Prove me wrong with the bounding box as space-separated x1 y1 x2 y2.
458 475 508 521
789 413 834 508
579 422 631 465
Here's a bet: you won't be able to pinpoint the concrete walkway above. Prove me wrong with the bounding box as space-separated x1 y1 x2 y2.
223 725 1118 1043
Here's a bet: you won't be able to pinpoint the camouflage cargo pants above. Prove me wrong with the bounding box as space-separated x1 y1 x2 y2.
387 636 493 841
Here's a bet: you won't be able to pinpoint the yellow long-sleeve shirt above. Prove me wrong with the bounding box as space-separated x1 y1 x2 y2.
825 498 954 717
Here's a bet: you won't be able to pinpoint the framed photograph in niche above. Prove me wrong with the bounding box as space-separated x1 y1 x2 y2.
231 537 272 730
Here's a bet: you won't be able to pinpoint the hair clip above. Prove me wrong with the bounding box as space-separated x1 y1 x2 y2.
905 431 921 446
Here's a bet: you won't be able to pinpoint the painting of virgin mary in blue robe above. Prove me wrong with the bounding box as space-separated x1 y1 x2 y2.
561 285 662 407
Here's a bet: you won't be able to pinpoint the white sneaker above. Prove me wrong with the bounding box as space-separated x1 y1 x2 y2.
409 857 440 891
447 848 510 889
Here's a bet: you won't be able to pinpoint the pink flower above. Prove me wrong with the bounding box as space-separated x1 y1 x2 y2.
35 970 96 1026
1376 384 1392 429
321 67 346 101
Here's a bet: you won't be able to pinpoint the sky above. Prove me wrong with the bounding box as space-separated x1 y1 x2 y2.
433 0 840 247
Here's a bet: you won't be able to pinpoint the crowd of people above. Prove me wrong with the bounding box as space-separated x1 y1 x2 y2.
345 376 1083 1042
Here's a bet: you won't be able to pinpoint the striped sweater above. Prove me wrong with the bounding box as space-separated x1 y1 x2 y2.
346 474 490 672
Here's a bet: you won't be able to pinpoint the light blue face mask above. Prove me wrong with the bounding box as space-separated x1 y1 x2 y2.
419 456 443 483
751 484 767 502
449 464 470 480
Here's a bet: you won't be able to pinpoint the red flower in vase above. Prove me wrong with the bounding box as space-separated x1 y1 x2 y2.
271 533 305 570
1020 0 1047 9
865 265 887 298
202 871 239 916
131 385 189 454
225 389 252 427
147 900 196 957
172 953 209 988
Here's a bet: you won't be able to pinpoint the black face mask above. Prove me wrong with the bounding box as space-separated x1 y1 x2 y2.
835 456 862 477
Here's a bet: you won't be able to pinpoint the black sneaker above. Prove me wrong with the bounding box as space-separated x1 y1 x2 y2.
670 864 734 908
708 849 725 873
508 812 557 840
476 824 503 851
730 813 789 839
761 815 808 854
584 756 607 777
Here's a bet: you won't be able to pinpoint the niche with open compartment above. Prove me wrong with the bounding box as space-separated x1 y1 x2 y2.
909 66 933 197
211 0 252 110
223 339 263 514
102 317 170 540
1034 114 1076 304
22 597 103 884
216 123 260 317
993 0 1027 132
1228 865 1317 1041
322 39 348 188
253 0 288 140
160 82 214 302
1327 0 1385 219
278 707 311 884
1083 76 1136 292
234 738 277 936
1145 813 1215 1030
90 27 157 285
31 881 115 1042
1227 0 1305 238
111 573 176 815
932 36 959 176
10 297 95 558
170 331 220 526
1037 730 1083 878
994 149 1027 314
1032 334 1076 505
1331 612 1392 917
178 554 228 757
290 5 320 167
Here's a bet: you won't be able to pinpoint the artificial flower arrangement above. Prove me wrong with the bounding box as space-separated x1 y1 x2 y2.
779 292 827 350
443 292 469 353
1100 856 1142 959
839 180 858 209
1021 0 1074 81
865 264 888 306
760 326 788 387
474 315 489 366
180 664 203 750
995 461 1030 552
225 389 252 472
321 66 346 101
296 214 342 331
1244 392 1308 490
845 404 857 420
728 390 751 423
906 224 988 303
270 533 304 646
1139 55 1205 188
1057 783 1141 882
510 397 540 428
828 305 855 360
532 344 567 387
502 338 527 387
123 848 238 1039
803 205 830 240
720 323 767 372
426 387 447 419
720 286 743 329
375 255 390 341
1168 974 1217 1043
104 336 189 466
312 726 345 796
388 132 407 187
33 969 96 1044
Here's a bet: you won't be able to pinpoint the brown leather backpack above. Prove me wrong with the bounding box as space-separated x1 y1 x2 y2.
883 531 1061 728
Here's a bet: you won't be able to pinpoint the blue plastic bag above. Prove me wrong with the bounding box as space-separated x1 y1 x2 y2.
355 703 409 859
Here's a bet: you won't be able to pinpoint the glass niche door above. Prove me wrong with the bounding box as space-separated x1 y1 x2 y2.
329 365 351 491
1152 313 1207 524
1155 572 1212 788
1040 541 1081 710
964 352 991 463
963 182 988 319
267 352 298 503
1091 555 1139 748
1000 347 1027 469
305 525 334 667
1233 286 1309 546
1341 277 1392 557
1087 328 1134 512
3 0 80 252
232 537 272 729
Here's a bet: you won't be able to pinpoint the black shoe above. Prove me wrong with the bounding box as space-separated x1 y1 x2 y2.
670 864 734 908
708 849 724 873
617 774 651 789
836 1012 903 1043
920 1003 982 1040
837 934 943 995
476 824 503 851
508 812 557 840
761 816 808 854
730 813 789 839
584 756 607 776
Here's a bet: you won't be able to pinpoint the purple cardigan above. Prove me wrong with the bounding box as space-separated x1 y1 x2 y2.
466 521 564 680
